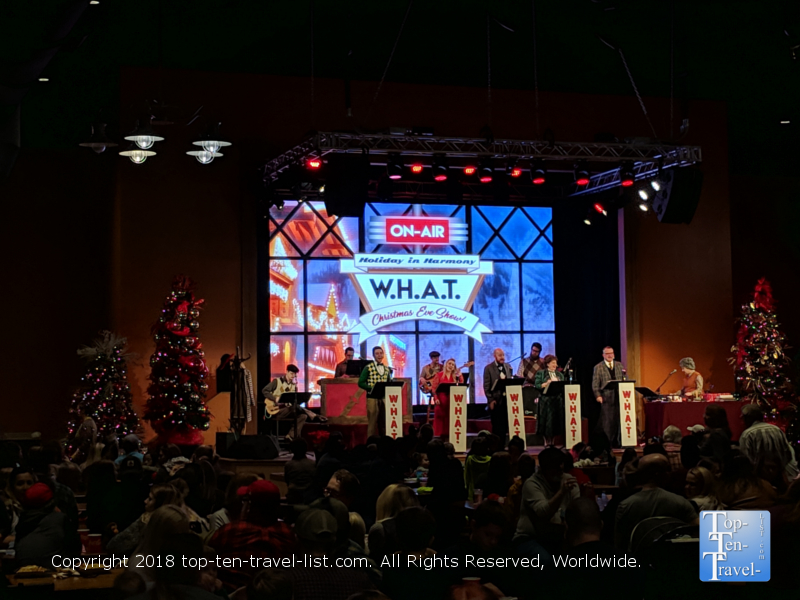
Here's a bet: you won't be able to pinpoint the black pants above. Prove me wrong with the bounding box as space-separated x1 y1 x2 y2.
490 397 508 440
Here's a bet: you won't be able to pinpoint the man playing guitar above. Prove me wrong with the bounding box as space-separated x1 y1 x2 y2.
419 351 443 395
261 364 326 441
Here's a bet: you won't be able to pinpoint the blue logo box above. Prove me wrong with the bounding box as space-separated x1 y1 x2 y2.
699 510 769 582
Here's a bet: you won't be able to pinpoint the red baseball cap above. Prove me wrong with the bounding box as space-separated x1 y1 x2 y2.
237 480 280 506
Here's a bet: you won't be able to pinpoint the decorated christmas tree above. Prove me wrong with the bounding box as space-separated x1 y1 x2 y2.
144 276 210 444
730 278 796 417
65 331 140 459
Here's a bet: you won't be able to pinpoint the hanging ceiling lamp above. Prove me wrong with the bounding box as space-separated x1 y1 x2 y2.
187 122 231 164
119 142 156 164
123 119 164 149
78 123 117 154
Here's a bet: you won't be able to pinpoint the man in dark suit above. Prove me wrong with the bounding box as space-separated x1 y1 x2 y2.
483 348 514 441
592 346 626 447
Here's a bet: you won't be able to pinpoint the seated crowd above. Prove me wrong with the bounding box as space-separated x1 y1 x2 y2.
1 402 799 600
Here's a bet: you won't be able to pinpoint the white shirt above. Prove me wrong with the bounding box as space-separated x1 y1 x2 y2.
376 363 385 376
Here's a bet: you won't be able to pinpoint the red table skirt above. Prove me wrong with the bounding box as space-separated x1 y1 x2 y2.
644 401 744 441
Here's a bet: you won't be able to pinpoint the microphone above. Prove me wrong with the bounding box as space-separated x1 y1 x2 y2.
621 367 627 381
670 369 677 375
564 357 573 370
656 369 678 394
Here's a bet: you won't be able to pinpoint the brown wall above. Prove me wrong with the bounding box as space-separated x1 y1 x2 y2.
0 67 735 440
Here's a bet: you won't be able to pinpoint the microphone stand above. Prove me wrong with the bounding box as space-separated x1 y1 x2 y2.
656 370 677 394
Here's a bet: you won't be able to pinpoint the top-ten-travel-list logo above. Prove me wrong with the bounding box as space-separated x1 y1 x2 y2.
699 510 769 582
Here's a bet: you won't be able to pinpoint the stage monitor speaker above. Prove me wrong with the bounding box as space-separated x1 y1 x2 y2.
216 433 280 460
324 153 369 217
653 168 704 224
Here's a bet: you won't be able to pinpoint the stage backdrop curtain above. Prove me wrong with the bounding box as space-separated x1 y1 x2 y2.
553 199 621 436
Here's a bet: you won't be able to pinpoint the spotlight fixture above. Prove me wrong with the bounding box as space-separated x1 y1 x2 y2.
124 119 164 150
432 155 448 181
387 154 403 180
463 165 477 177
619 161 635 187
479 160 493 183
583 209 595 226
531 159 546 185
78 123 117 154
639 200 650 212
410 163 424 174
38 78 49 82
273 199 285 211
638 189 649 201
650 179 661 192
593 202 608 216
506 159 522 178
119 142 156 164
306 158 322 170
574 160 590 186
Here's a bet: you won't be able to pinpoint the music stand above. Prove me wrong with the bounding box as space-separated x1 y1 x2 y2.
346 360 371 377
602 379 636 391
279 392 312 441
635 387 661 401
541 380 567 396
435 383 467 397
491 378 526 397
461 372 471 386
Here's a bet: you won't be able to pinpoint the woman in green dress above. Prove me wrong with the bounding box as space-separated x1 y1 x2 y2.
534 355 565 446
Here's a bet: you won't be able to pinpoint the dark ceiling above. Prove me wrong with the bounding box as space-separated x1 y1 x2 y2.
3 0 800 174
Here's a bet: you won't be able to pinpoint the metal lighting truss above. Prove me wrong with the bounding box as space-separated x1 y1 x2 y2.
262 132 701 198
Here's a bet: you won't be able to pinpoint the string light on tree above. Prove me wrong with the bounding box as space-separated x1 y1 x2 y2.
65 331 140 460
144 276 211 444
730 278 797 425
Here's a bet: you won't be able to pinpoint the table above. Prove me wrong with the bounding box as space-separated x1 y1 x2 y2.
5 568 125 591
644 401 744 440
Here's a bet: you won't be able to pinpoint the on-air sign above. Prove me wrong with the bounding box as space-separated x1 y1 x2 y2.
369 216 468 246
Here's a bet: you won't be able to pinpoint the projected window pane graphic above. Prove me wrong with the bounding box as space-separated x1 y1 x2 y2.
263 202 555 405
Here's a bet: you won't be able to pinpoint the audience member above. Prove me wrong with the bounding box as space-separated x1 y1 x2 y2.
27 445 80 548
368 483 419 562
484 451 513 498
557 497 645 600
129 504 192 586
325 469 361 509
208 480 296 590
739 403 799 479
507 436 526 478
505 454 535 524
207 473 259 531
684 466 723 511
662 425 683 470
290 508 375 600
1 466 35 543
703 404 733 440
285 439 316 504
514 446 579 553
113 570 147 599
425 439 466 550
464 437 491 501
716 449 778 509
246 568 294 600
614 454 698 550
116 434 144 465
15 481 76 566
107 482 185 555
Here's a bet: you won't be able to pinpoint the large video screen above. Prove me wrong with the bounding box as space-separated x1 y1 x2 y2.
265 201 555 404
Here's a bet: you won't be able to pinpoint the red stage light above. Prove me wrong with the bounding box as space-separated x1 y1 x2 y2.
576 176 590 186
464 166 477 176
434 173 447 182
411 164 424 174
479 175 493 183
510 167 522 178
307 158 322 170
533 176 546 185
593 203 607 215
621 178 634 187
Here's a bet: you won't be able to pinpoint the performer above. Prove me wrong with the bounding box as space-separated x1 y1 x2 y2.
678 357 704 399
483 348 514 440
591 346 626 447
431 358 464 438
262 365 325 441
534 354 565 447
358 346 392 437
516 342 545 386
418 351 443 395
334 347 356 378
